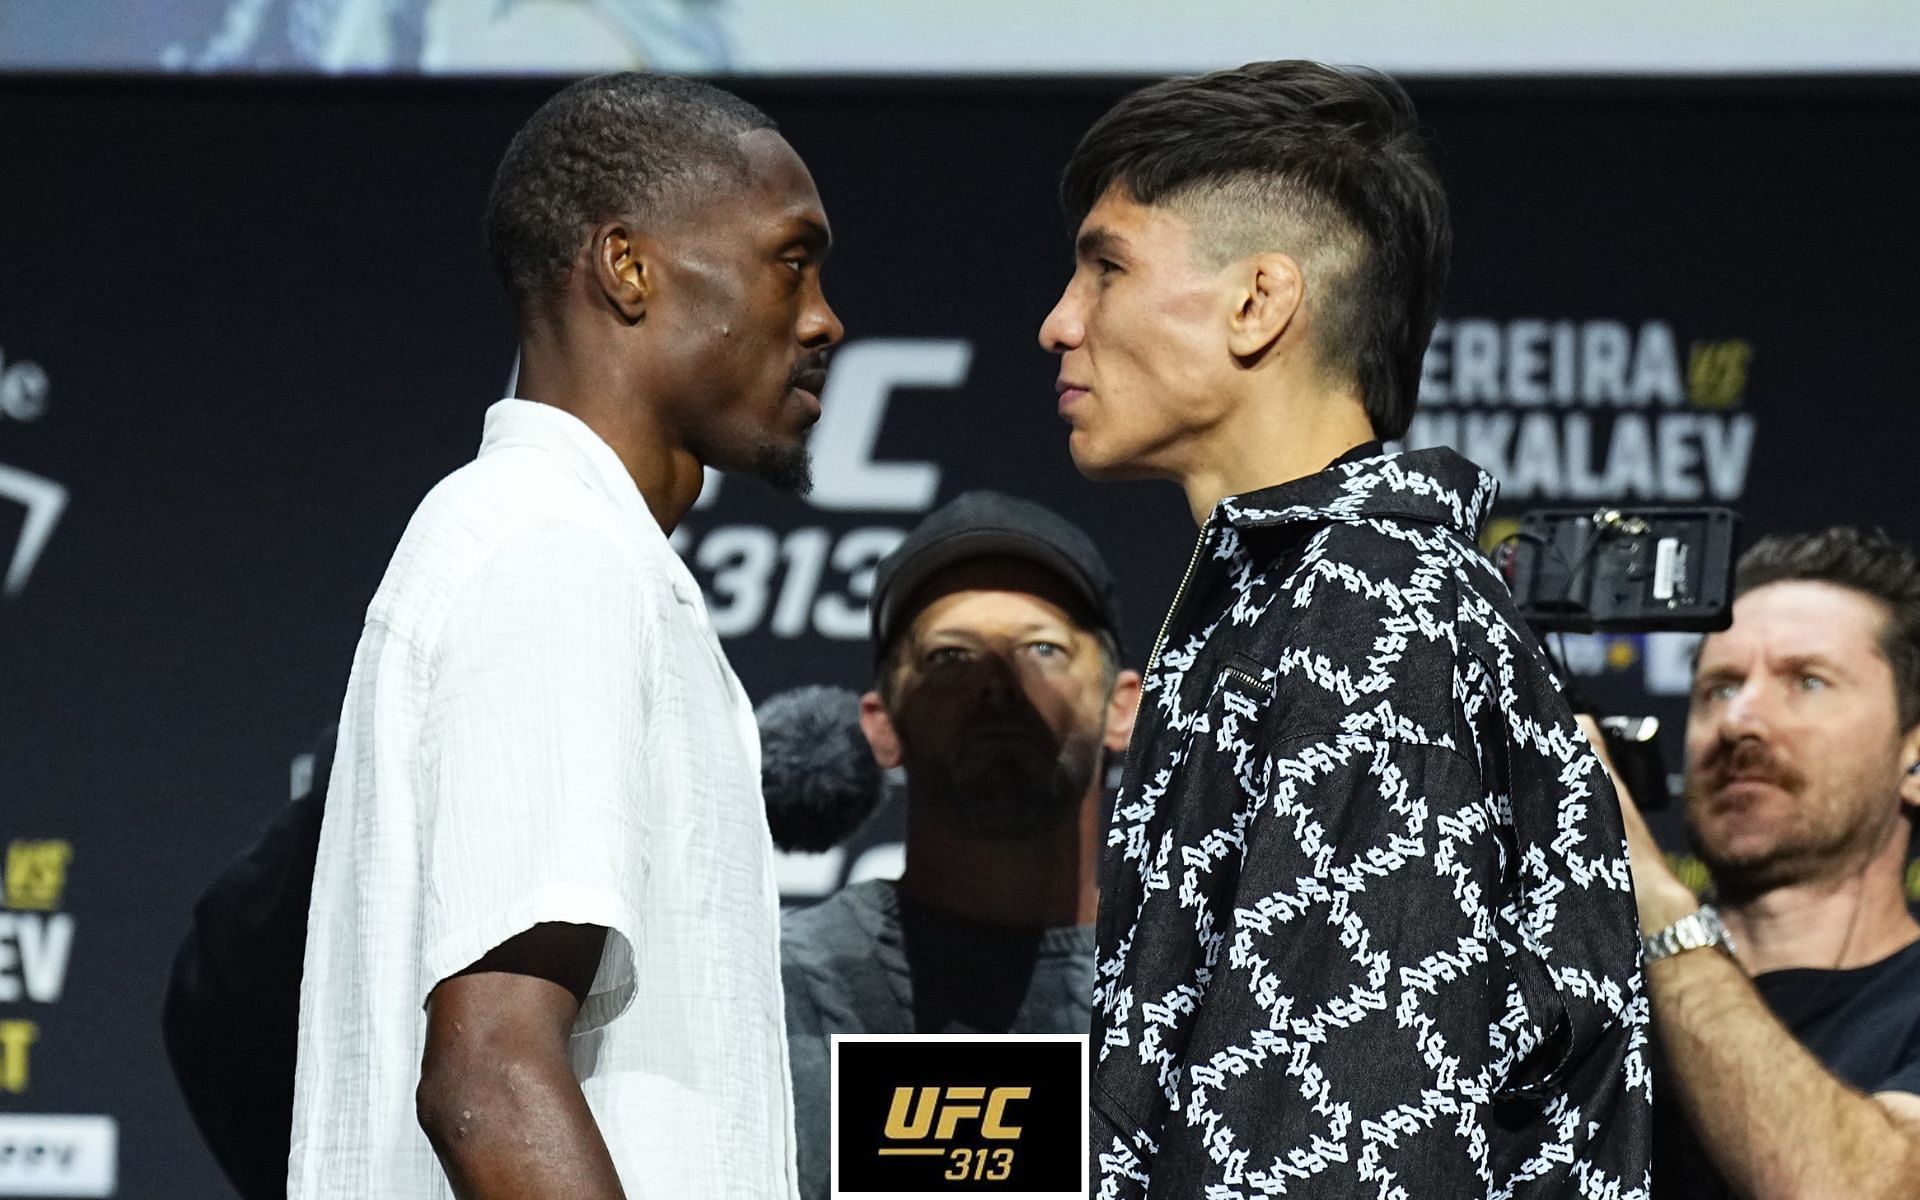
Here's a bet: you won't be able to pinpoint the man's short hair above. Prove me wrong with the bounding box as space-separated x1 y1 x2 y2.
1059 60 1449 441
1735 527 1920 730
484 73 775 317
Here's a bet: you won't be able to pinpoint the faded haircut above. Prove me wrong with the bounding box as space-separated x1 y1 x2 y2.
1060 60 1449 440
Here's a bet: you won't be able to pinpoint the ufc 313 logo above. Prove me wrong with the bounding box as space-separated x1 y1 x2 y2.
887 1084 1028 1141
831 1034 1086 1198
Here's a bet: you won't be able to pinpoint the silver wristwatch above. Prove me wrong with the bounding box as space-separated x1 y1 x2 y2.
1642 904 1736 963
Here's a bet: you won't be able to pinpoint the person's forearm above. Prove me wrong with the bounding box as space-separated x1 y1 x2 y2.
419 1052 626 1200
1652 949 1920 1200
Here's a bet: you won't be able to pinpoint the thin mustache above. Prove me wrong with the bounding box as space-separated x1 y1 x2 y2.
789 355 830 389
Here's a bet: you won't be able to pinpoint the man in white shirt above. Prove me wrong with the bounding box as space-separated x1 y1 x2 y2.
288 73 842 1200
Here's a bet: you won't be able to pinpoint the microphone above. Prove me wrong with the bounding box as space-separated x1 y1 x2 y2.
757 685 888 853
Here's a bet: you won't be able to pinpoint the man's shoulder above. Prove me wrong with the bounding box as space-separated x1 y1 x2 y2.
415 444 627 547
1231 516 1475 650
1270 515 1539 658
368 452 665 641
1217 515 1556 745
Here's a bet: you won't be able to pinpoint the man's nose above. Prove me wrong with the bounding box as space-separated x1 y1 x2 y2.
948 652 1036 716
1038 285 1083 354
1718 679 1775 742
801 287 844 350
975 652 1024 699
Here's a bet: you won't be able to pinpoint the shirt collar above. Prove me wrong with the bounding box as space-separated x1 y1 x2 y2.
478 398 660 533
1218 445 1499 541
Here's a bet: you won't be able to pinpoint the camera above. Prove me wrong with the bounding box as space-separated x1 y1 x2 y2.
1499 506 1740 808
1502 506 1738 633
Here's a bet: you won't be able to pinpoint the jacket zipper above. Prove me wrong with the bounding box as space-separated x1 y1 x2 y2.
1147 520 1212 677
1220 664 1273 697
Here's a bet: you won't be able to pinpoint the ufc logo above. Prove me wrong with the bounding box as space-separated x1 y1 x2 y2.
883 1086 1030 1142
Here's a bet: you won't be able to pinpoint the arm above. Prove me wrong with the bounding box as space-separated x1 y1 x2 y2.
417 921 626 1200
414 525 657 1196
1579 717 1920 1200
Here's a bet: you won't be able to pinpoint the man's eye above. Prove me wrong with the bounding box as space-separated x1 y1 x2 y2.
1025 641 1066 659
1700 681 1738 703
1797 674 1828 692
1096 259 1121 276
926 646 972 666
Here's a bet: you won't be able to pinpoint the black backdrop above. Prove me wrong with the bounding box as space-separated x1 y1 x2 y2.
2 74 1917 1198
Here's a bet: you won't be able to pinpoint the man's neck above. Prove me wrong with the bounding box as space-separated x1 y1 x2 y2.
514 332 705 532
895 794 1099 929
1176 383 1377 526
1722 859 1920 975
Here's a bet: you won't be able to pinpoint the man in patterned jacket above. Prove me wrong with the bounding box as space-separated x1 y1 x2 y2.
1038 61 1651 1198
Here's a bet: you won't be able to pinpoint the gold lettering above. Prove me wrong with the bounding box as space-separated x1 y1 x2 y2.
0 1019 37 1093
987 1147 1015 1180
1687 341 1752 410
933 1086 985 1140
5 840 72 911
884 1086 940 1140
982 1086 1030 1138
944 1149 972 1180
882 1082 1028 1146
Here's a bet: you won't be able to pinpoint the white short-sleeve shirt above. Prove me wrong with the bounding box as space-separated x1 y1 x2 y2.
288 399 797 1199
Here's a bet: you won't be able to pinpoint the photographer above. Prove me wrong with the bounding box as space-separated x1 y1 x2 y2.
1585 528 1920 1198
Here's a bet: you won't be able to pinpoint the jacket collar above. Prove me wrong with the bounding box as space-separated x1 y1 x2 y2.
1217 445 1498 541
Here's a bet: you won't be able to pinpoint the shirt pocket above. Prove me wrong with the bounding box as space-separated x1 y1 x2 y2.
1198 652 1275 797
1493 938 1577 1100
1215 651 1274 701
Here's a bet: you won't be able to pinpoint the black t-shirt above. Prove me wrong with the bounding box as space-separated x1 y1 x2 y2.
1653 939 1920 1196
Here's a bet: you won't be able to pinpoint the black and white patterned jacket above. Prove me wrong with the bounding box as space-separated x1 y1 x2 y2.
1092 446 1651 1199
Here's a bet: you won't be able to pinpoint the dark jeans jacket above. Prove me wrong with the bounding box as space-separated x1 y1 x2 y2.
1091 448 1651 1198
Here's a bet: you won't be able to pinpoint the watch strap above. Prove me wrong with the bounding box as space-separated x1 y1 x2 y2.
1642 904 1736 963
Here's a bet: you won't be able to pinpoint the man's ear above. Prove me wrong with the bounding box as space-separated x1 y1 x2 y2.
1898 723 1920 815
1225 252 1305 362
1103 669 1144 753
858 690 903 771
592 222 650 323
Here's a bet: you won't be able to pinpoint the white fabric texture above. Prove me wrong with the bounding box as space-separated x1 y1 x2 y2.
288 398 797 1200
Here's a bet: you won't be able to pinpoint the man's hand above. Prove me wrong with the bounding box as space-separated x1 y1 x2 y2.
416 922 626 1200
1574 714 1699 934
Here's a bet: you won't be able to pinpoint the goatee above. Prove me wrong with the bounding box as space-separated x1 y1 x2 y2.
752 441 812 496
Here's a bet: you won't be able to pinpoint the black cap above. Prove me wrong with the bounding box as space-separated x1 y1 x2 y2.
870 491 1122 661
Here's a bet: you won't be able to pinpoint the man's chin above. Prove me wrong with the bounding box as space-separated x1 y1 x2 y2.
1690 821 1843 899
1696 845 1802 901
736 439 811 495
1069 433 1154 483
